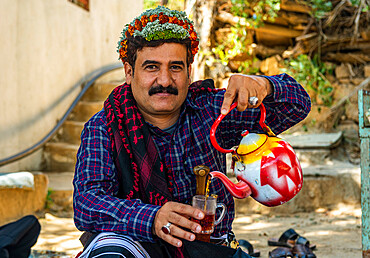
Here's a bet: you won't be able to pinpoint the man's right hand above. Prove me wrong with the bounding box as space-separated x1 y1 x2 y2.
152 201 204 247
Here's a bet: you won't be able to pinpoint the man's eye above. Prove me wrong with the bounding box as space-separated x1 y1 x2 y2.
145 65 158 70
171 65 182 71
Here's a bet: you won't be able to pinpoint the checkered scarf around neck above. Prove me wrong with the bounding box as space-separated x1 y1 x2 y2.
104 79 219 206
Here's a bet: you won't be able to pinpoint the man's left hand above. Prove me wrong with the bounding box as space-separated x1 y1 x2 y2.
221 74 273 115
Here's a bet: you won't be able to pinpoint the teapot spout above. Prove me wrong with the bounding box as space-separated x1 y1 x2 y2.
210 171 252 199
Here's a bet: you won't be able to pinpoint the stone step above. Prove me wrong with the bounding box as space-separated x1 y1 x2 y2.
69 101 103 122
59 120 85 145
295 149 331 165
277 132 343 165
43 142 79 172
45 172 74 211
234 160 360 215
82 82 118 102
281 132 343 149
47 171 74 191
94 68 125 84
0 172 48 225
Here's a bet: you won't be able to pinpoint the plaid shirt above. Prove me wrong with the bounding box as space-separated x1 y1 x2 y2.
73 73 311 242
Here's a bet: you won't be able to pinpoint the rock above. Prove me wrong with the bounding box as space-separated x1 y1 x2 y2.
339 78 350 84
345 103 359 123
0 172 48 225
335 63 350 79
364 65 370 77
333 82 353 102
361 30 370 40
260 55 282 76
207 61 230 81
300 105 331 130
351 78 365 85
215 28 232 44
337 120 359 136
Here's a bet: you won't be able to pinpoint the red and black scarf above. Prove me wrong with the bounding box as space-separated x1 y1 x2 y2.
104 80 218 206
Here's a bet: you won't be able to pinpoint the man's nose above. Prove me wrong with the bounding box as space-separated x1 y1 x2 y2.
156 68 173 87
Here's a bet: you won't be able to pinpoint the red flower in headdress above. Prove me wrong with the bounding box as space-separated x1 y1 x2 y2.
190 30 198 41
134 19 142 31
149 14 158 22
141 15 148 27
191 40 199 48
168 16 176 23
172 16 179 24
192 47 199 56
128 25 135 36
159 14 169 24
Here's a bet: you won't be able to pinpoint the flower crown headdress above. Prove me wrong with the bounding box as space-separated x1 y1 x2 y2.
117 6 199 63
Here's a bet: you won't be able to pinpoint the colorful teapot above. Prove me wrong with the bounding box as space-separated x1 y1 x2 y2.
210 103 302 207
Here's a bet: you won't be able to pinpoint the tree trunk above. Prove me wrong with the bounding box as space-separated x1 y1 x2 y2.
186 0 217 81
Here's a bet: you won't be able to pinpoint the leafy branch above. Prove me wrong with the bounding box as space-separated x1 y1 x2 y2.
281 54 335 106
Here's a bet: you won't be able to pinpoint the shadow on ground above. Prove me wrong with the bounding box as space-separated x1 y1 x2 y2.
32 203 361 258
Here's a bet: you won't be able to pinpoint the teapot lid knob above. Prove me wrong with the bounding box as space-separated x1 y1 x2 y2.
241 130 249 137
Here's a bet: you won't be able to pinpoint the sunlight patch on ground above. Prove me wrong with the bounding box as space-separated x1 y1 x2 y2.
233 220 282 231
33 213 82 255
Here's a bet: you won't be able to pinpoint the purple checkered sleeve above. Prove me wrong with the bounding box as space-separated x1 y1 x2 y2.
73 73 311 241
73 114 160 242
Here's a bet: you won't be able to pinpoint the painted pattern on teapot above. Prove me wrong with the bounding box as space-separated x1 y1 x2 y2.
210 103 303 207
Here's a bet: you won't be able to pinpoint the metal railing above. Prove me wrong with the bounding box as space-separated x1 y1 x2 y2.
0 63 123 167
359 89 370 257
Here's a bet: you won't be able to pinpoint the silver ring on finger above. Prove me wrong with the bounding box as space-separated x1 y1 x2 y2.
162 222 172 235
249 96 258 106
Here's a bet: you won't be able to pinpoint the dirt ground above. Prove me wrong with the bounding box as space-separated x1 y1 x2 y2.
32 203 362 258
233 204 362 258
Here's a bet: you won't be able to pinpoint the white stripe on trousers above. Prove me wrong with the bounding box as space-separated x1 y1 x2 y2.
78 232 151 258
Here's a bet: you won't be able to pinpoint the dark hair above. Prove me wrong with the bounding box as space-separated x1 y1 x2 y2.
126 37 193 70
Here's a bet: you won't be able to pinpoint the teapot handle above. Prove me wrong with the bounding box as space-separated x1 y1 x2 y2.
210 102 275 154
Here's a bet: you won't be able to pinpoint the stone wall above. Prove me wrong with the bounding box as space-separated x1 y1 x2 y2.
191 0 369 136
0 0 142 172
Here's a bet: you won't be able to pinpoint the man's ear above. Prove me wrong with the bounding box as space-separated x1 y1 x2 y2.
124 62 133 85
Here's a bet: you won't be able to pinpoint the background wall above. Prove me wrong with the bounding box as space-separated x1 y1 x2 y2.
0 0 142 172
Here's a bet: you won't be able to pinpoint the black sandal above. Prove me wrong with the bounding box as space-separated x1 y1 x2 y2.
268 229 316 250
292 244 316 258
269 247 293 258
238 239 260 257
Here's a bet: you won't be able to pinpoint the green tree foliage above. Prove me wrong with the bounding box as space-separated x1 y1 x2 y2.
212 0 340 105
230 0 281 26
144 0 184 11
281 55 335 106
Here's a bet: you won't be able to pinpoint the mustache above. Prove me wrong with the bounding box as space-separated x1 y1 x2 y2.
148 85 179 96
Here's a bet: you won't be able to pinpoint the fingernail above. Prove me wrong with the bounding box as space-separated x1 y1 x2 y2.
221 108 227 115
190 234 195 241
195 225 201 233
197 212 204 219
177 241 182 247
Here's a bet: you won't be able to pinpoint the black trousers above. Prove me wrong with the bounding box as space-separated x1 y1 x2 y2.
141 239 252 258
0 215 41 258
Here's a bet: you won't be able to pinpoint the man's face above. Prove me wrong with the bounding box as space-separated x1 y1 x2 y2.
125 43 191 125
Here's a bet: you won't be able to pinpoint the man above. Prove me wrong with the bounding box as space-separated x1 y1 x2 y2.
73 5 311 258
